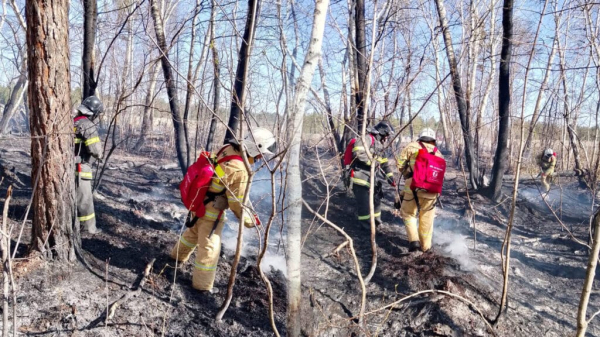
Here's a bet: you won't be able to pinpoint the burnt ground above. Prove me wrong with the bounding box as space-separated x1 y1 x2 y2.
0 136 599 336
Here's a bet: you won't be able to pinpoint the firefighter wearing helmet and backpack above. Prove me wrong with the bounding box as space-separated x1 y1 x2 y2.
74 96 104 234
344 121 396 229
538 148 556 192
395 128 445 253
170 128 276 294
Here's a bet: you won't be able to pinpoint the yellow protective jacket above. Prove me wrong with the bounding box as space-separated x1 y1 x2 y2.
206 144 252 225
538 154 556 176
396 141 444 199
349 134 394 188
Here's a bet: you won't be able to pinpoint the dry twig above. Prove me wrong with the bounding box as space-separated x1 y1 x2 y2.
106 258 156 322
360 289 496 337
302 200 367 325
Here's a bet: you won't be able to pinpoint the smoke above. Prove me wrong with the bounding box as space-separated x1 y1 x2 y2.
433 218 475 271
221 219 287 275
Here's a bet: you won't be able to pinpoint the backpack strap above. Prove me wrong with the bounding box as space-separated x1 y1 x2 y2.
418 141 437 155
217 155 243 164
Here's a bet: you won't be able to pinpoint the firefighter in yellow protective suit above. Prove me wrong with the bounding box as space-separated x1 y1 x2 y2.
538 148 556 192
396 128 443 252
74 96 104 234
170 128 276 294
349 121 396 229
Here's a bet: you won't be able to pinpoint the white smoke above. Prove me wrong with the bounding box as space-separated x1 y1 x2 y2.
221 219 287 275
433 218 476 271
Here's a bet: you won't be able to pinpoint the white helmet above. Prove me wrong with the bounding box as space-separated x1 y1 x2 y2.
243 127 276 158
418 128 436 141
544 148 554 156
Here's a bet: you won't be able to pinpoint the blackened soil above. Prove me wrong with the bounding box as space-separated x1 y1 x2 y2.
0 139 286 336
1 138 599 337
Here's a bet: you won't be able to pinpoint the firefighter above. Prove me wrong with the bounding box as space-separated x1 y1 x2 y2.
74 96 104 234
395 128 443 252
349 121 396 229
170 128 276 294
538 148 556 192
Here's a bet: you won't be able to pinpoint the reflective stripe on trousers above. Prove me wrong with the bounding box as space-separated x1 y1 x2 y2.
169 206 225 291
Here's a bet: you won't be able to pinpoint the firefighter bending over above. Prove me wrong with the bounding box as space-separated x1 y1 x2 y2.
170 128 276 294
396 128 444 253
74 96 104 234
538 148 556 192
347 121 396 229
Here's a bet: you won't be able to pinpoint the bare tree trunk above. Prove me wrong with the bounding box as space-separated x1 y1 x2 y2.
182 1 200 164
134 61 159 152
224 0 260 142
26 0 76 261
82 0 97 98
431 30 450 150
354 0 367 132
206 0 220 151
318 59 341 153
285 0 329 335
556 12 587 187
150 0 188 174
476 0 498 159
486 0 513 201
523 43 556 156
434 0 479 189
0 62 28 134
576 211 600 337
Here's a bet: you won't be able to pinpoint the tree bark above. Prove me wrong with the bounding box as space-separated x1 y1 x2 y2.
82 0 97 98
434 0 479 189
486 0 513 201
150 0 188 174
286 0 329 335
26 0 76 261
224 0 260 143
354 0 367 132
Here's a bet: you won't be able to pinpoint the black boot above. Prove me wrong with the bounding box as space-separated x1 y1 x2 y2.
409 241 421 252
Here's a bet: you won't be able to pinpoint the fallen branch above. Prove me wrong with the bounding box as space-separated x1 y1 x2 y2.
105 258 156 322
359 289 496 337
322 240 349 258
533 174 590 249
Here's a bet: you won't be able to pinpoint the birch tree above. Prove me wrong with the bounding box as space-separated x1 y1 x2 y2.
286 0 330 335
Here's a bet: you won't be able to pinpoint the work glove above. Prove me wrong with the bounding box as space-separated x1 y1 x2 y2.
185 211 197 228
243 209 258 228
394 195 401 210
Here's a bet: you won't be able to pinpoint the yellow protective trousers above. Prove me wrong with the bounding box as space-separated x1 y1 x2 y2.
541 169 554 192
400 191 436 252
170 208 225 291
